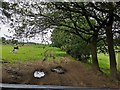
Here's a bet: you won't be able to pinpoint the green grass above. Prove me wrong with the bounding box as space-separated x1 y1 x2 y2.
1 44 67 63
98 52 120 74
98 53 110 74
1 44 120 74
0 43 1 67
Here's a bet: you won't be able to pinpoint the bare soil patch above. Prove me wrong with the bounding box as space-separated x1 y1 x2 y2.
1 57 120 88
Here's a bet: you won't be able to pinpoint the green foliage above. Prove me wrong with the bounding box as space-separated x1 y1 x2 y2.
51 29 91 62
114 35 120 46
1 37 18 45
97 39 108 54
1 1 120 75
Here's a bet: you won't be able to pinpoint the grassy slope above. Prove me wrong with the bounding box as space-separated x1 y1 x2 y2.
98 52 119 74
98 53 110 74
2 44 67 63
2 44 119 73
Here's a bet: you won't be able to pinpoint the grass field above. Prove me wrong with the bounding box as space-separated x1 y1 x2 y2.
1 44 67 63
97 53 110 74
98 52 120 73
1 44 120 73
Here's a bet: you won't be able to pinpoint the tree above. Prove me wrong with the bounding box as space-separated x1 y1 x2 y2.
0 1 106 71
51 28 91 62
53 2 120 77
87 2 120 77
1 37 6 44
1 1 120 77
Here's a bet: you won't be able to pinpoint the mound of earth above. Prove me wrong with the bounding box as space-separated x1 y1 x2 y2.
1 57 120 88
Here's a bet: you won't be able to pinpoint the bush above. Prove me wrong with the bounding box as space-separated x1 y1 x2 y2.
51 29 91 62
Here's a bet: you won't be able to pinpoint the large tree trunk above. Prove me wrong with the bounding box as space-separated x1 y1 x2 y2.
90 34 100 71
106 26 117 78
106 11 117 78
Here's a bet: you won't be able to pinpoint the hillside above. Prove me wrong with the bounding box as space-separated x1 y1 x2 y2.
1 57 119 88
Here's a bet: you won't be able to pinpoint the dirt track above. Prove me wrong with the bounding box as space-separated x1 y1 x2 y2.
1 57 120 88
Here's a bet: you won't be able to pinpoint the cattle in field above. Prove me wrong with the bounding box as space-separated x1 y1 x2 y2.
12 46 19 53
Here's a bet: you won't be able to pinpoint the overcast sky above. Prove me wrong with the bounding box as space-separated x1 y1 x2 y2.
0 2 52 44
0 23 52 44
0 24 13 37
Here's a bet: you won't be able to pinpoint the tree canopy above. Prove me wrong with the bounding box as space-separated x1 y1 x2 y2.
1 1 120 78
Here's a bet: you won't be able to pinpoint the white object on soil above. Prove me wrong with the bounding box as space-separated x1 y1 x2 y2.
51 66 65 74
33 71 45 78
52 68 63 73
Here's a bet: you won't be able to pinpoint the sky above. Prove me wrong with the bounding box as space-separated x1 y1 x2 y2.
0 23 52 44
0 24 14 37
0 1 52 44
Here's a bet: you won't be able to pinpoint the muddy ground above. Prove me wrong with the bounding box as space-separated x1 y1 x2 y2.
1 57 120 88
